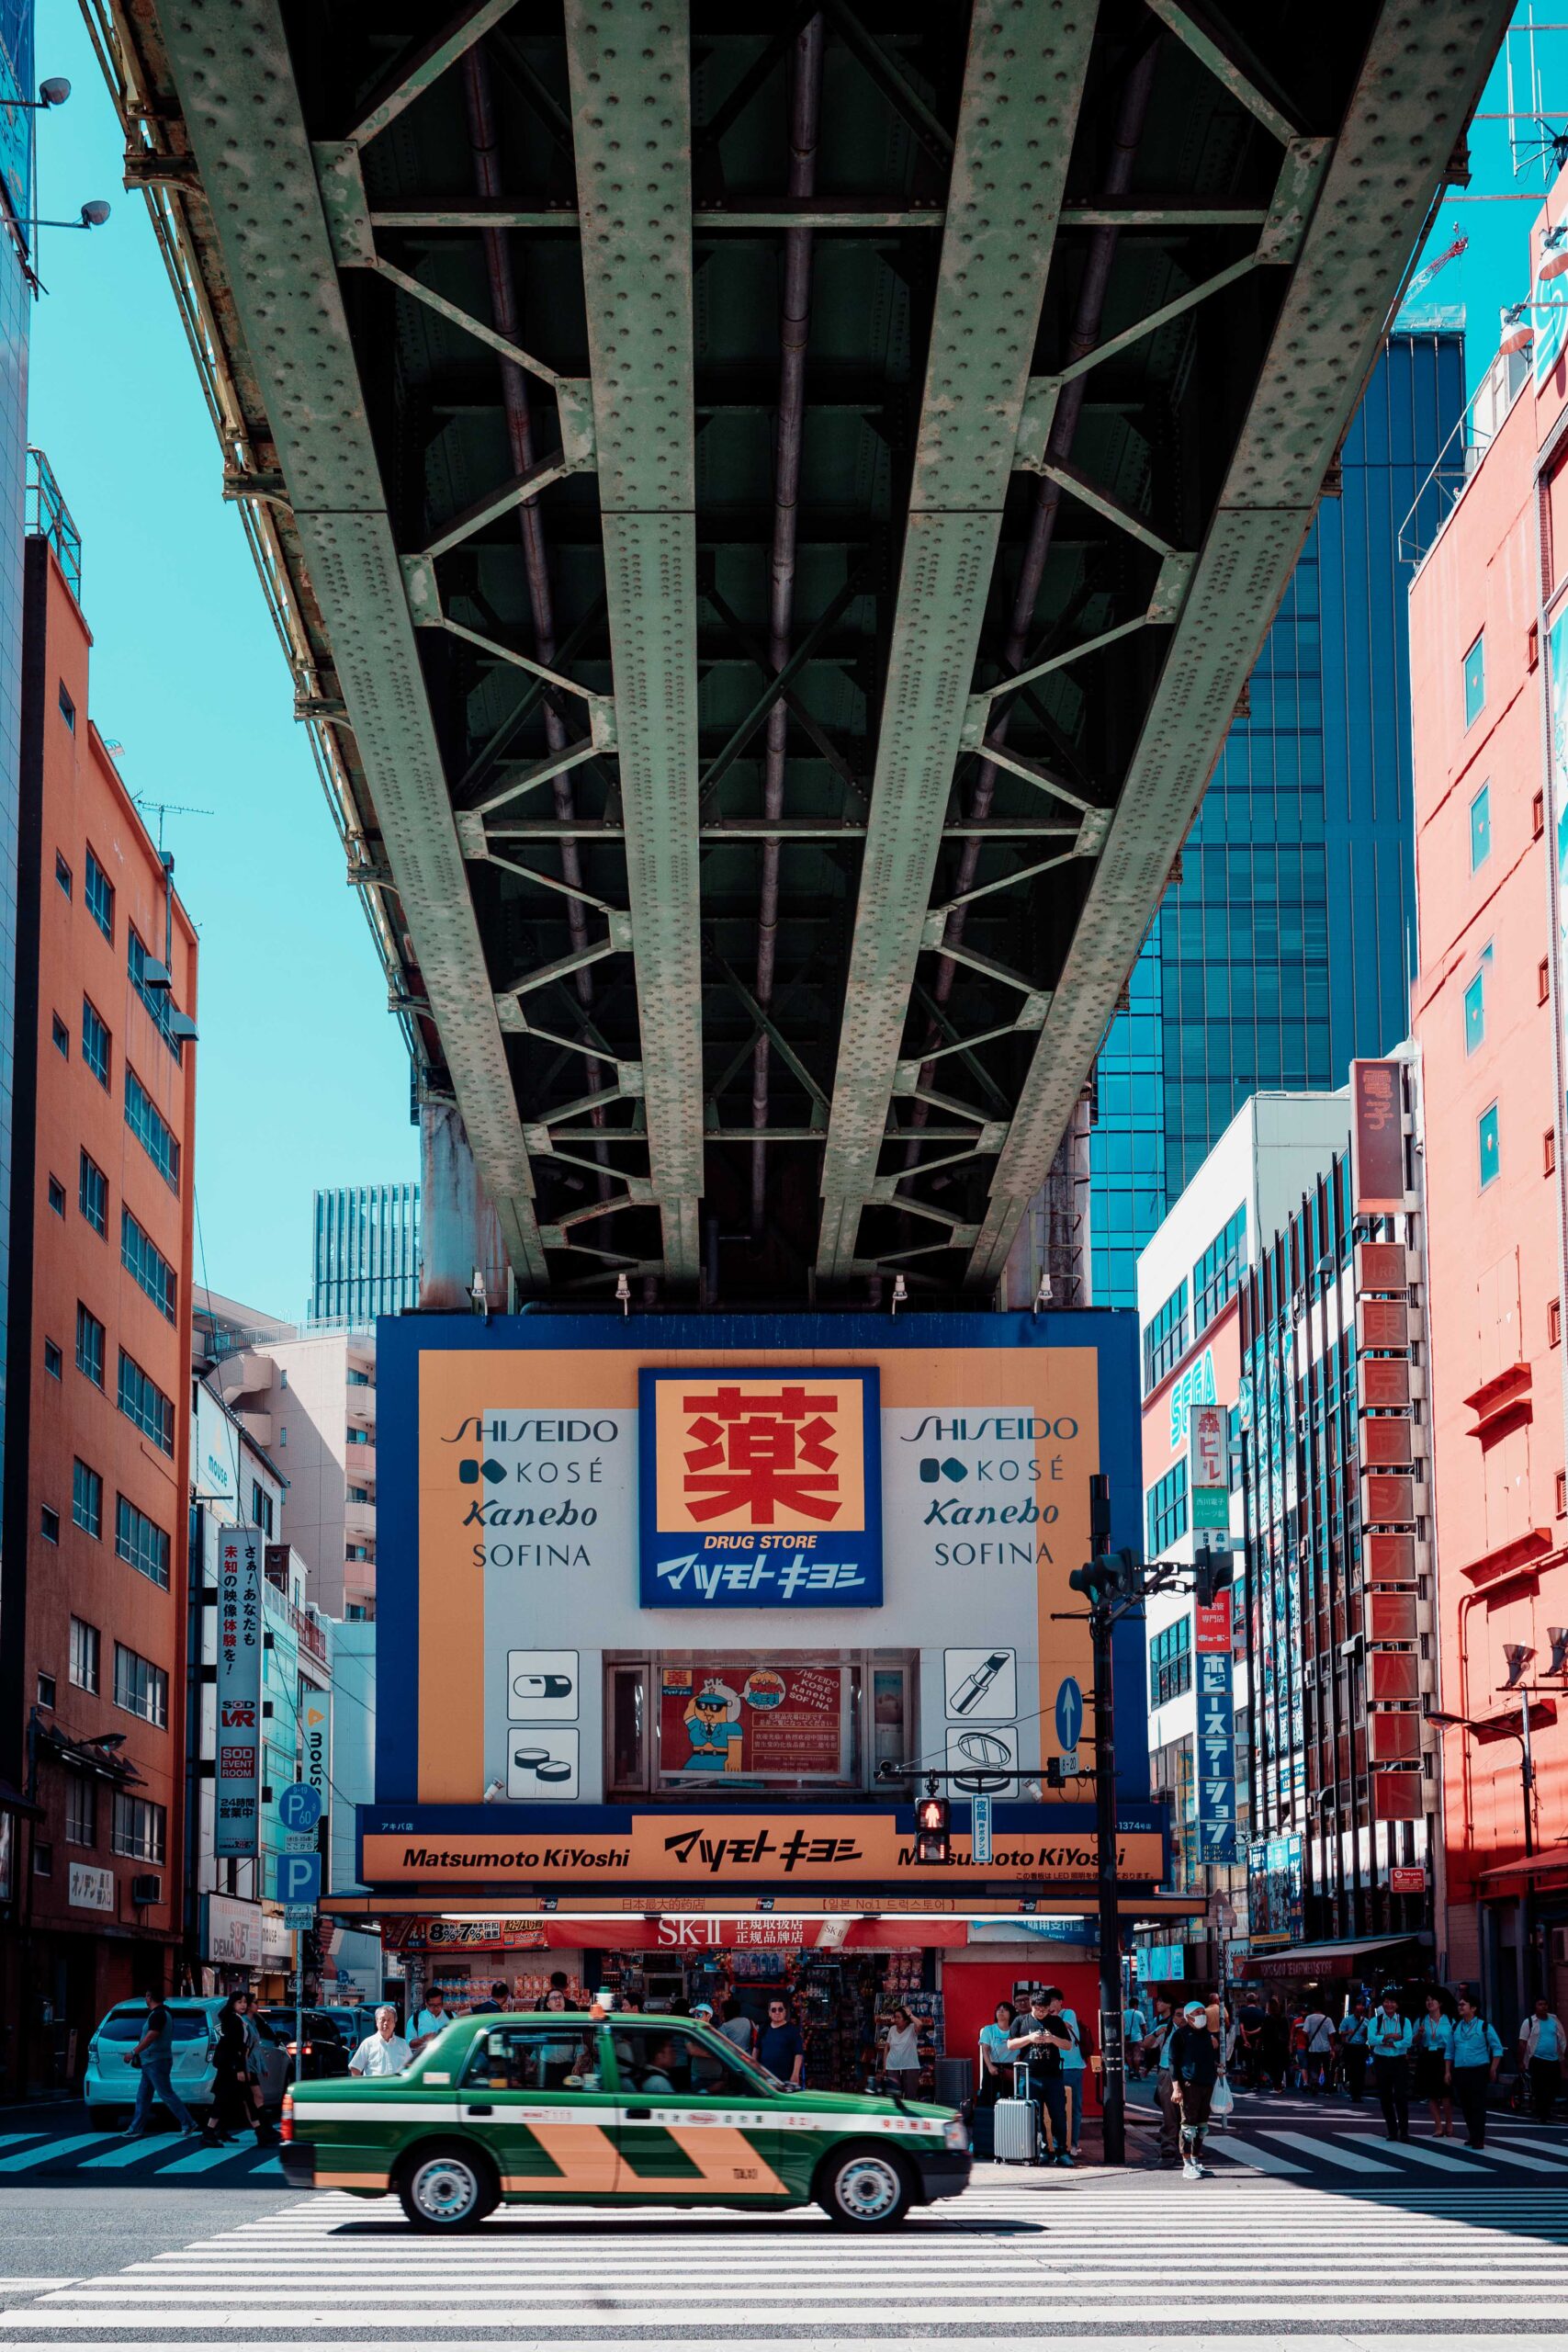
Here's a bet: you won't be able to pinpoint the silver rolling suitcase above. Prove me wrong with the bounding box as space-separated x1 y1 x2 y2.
993 2064 1040 2164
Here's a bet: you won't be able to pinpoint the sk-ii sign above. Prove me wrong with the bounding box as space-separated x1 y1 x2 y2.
638 1368 883 1609
1193 1598 1237 1867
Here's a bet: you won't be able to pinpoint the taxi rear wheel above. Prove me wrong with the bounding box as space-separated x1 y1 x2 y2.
817 2143 913 2228
396 2140 500 2231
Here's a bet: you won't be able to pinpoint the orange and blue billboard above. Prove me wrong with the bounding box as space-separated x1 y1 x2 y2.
638 1366 882 1607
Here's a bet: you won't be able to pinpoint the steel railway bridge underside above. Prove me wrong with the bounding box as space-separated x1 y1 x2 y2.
87 0 1506 1302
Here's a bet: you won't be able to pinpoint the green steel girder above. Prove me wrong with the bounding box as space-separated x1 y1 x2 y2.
814 0 1098 1281
963 0 1514 1290
564 0 705 1284
151 0 550 1287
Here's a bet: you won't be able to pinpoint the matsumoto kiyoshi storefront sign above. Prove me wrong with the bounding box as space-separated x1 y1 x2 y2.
638 1368 882 1608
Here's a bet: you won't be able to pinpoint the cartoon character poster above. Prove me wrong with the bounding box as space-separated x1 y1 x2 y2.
660 1662 848 1783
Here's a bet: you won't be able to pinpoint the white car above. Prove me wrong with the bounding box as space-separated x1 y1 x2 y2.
84 1998 290 2130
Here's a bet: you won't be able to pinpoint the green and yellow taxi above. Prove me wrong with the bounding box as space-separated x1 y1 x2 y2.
280 2009 971 2230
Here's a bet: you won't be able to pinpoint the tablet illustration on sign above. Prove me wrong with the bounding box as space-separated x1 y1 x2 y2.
506 1650 579 1722
506 1727 579 1800
942 1646 1017 1721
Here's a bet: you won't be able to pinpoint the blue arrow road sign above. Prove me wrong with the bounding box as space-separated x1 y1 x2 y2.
276 1782 323 1834
278 1850 321 1908
1055 1677 1084 1752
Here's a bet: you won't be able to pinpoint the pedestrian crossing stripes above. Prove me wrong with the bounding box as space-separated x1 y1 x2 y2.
0 2130 282 2182
3 2176 1568 2338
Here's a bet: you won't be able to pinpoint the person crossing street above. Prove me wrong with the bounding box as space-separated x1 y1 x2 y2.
1168 1998 1220 2179
1140 1994 1181 2168
1339 1996 1371 2104
1517 1998 1564 2122
1368 1987 1414 2143
118 1988 198 2140
1448 1993 1504 2148
1416 1993 1455 2137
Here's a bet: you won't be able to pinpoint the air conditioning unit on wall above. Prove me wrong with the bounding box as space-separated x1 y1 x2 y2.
130 1874 161 1906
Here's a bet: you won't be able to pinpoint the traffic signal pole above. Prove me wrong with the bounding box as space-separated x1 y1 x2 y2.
1090 1591 1125 2165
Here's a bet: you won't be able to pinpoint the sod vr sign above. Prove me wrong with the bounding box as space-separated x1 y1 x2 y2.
638 1368 882 1609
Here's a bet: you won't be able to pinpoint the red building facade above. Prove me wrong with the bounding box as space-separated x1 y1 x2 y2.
0 492 197 2092
1409 195 1568 2026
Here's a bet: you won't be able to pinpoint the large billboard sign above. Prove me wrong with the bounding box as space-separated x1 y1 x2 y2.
638 1367 881 1606
370 1309 1145 1896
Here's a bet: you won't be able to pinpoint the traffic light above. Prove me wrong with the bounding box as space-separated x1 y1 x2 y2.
1068 1547 1141 1609
1045 1756 1070 1788
1193 1547 1235 1609
914 1792 950 1864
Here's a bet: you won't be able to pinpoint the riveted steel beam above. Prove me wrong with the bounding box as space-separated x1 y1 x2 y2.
564 0 704 1284
815 0 1097 1281
154 0 549 1286
964 0 1513 1290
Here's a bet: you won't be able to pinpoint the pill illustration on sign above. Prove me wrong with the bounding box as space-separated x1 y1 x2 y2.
512 1673 573 1701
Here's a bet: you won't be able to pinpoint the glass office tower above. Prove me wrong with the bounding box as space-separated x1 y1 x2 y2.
310 1182 421 1325
1090 328 1465 1307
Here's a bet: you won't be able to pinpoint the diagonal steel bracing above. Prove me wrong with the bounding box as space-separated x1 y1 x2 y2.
564 0 705 1285
814 0 1098 1280
154 0 549 1285
963 0 1514 1289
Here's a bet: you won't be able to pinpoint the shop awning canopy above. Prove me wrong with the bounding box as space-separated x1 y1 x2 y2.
1477 1839 1568 1899
1235 1933 1430 1979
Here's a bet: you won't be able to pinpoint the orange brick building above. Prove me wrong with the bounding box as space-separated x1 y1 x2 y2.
0 485 197 2092
1409 188 1568 2026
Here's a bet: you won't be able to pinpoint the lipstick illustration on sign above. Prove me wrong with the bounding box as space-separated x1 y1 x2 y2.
949 1653 1010 1715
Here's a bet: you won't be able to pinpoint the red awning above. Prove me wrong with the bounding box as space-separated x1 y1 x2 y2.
1478 1840 1568 1900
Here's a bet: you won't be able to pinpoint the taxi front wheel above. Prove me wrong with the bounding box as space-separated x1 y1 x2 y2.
396 2140 500 2231
817 2145 913 2228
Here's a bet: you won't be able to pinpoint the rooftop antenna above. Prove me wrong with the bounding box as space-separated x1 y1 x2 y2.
132 796 213 853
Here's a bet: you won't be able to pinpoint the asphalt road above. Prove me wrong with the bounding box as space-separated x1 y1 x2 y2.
0 2094 1562 2344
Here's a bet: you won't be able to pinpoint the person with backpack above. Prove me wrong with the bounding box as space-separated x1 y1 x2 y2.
1168 1999 1220 2179
1448 1993 1504 2148
1301 2003 1337 2092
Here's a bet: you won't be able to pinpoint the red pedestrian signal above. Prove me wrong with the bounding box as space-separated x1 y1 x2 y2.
915 1794 950 1864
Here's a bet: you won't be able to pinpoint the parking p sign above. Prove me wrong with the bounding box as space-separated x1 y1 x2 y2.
279 1849 321 1929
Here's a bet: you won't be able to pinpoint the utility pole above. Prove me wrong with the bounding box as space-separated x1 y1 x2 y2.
1089 1474 1125 2165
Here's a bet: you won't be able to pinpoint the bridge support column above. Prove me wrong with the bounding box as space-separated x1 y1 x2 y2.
420 1100 510 1314
998 1092 1092 1310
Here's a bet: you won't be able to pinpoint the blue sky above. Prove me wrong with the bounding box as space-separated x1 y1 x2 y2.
18 5 1567 1317
27 0 418 1324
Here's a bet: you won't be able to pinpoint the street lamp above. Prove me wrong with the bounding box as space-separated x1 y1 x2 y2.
1428 1701 1535 1857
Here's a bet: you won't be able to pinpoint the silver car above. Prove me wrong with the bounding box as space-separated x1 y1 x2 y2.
83 1998 290 2130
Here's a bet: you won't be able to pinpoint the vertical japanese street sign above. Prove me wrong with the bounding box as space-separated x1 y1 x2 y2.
1193 1601 1237 1867
1349 1058 1404 1216
1189 1401 1229 1532
972 1792 993 1865
301 1687 332 1858
215 1525 264 1858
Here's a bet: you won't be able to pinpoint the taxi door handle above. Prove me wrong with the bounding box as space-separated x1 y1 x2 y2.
626 2107 651 2120
466 2102 493 2117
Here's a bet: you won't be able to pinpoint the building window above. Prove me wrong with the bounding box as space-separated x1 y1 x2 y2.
116 1495 171 1589
1463 633 1485 728
1552 1299 1563 1349
1149 1616 1193 1708
278 1425 287 1447
120 1208 175 1321
128 924 179 1056
74 1303 105 1387
1145 1461 1190 1556
47 1175 64 1218
79 1150 107 1237
40 1505 59 1544
69 1616 99 1692
33 1843 51 1878
1534 790 1547 840
37 1672 54 1709
85 846 113 941
54 850 71 898
251 1481 274 1539
346 1368 372 1388
1469 782 1491 869
117 1351 175 1457
124 1068 180 1191
1559 1470 1568 1518
1143 1281 1190 1389
82 997 110 1088
72 1459 102 1540
1542 958 1553 1007
111 1792 165 1863
1464 968 1486 1055
113 1643 168 1730
43 1338 62 1380
1548 1130 1558 1177
346 1543 370 1563
1479 1102 1501 1189
64 1774 96 1849
51 1012 68 1060
347 1485 369 1505
345 1425 370 1447
58 679 74 731
1192 1205 1247 1337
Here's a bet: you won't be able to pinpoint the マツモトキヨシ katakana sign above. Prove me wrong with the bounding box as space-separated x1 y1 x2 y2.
638 1368 882 1608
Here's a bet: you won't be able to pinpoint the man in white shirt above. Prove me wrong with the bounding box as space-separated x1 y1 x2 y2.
1518 1998 1565 2121
409 1988 454 2058
1302 2007 1337 2092
349 2006 412 2077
